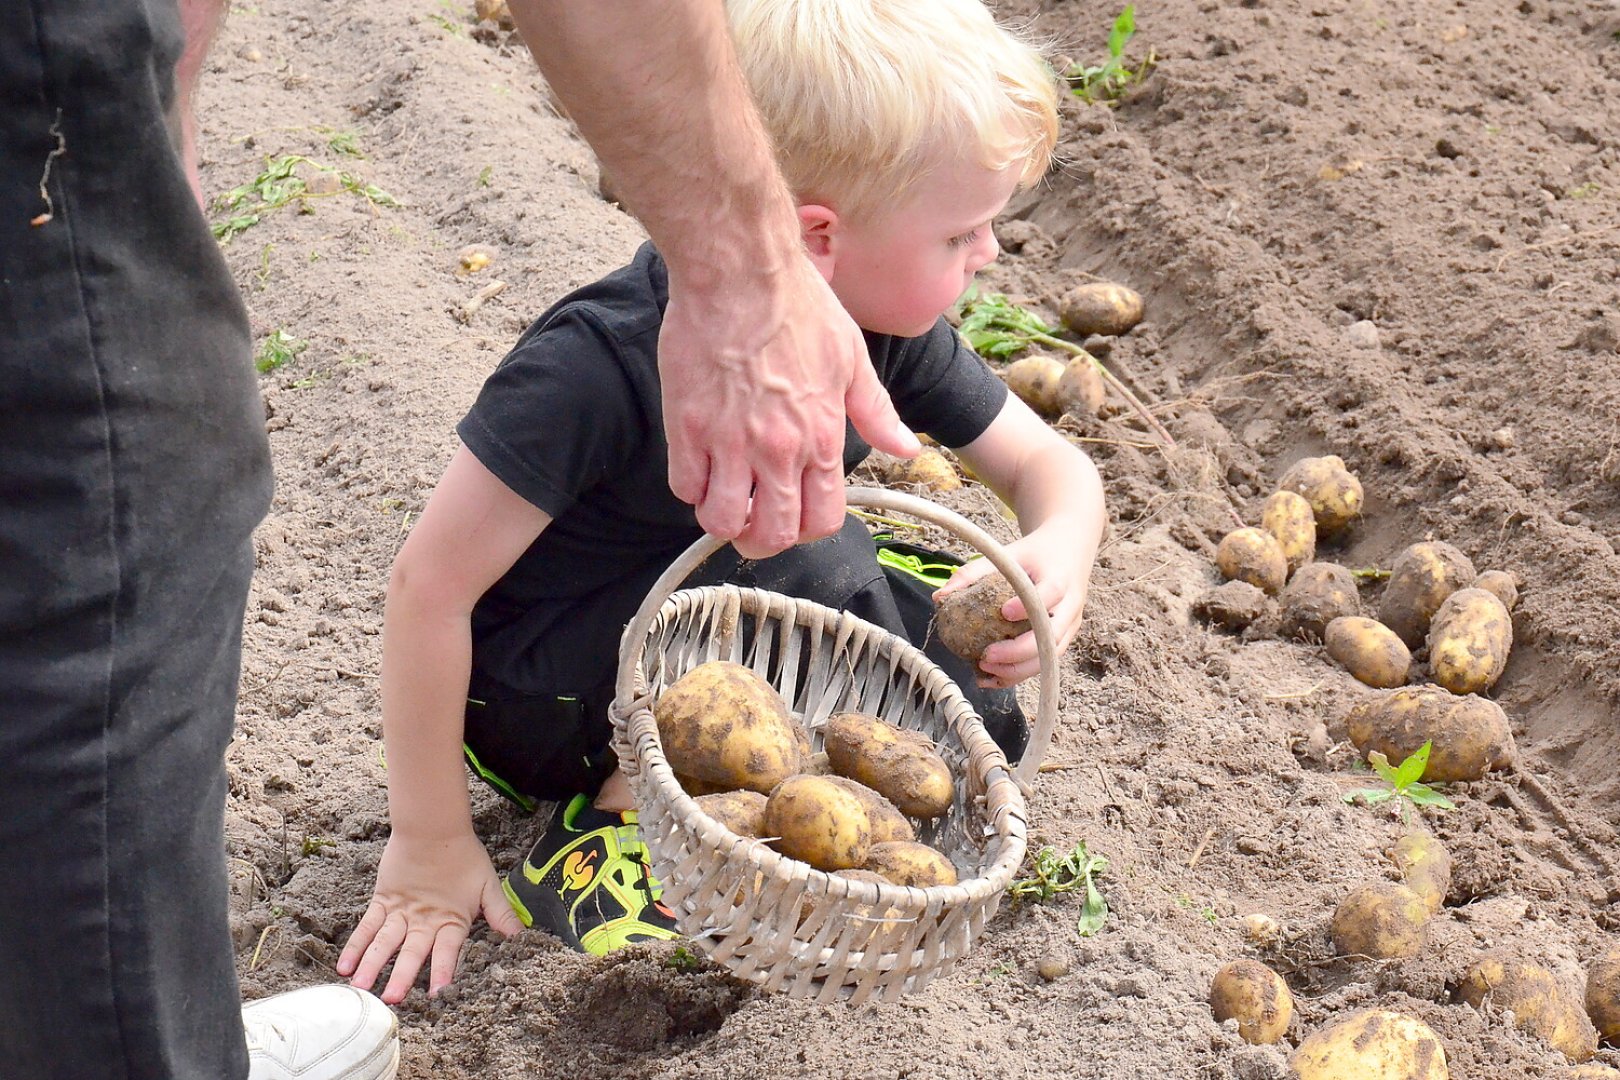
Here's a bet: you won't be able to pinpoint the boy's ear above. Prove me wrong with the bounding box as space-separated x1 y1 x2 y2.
797 203 838 281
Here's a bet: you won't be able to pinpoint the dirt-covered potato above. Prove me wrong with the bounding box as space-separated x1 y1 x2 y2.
1458 953 1598 1062
1278 455 1364 537
1058 281 1144 337
1427 587 1513 695
1196 580 1273 632
862 840 959 887
1003 354 1067 417
1325 615 1412 689
1279 562 1361 640
1240 913 1284 947
933 572 1029 665
1216 527 1288 595
762 774 872 871
824 776 915 844
676 772 739 796
1057 355 1106 417
1344 685 1516 782
1568 1066 1620 1079
1471 569 1520 612
1330 881 1430 960
693 790 768 838
1209 959 1293 1045
801 751 834 776
1390 832 1452 915
1290 1009 1449 1080
1261 490 1317 574
1585 948 1620 1045
1377 541 1478 648
656 661 802 793
823 712 955 819
874 446 961 492
474 0 514 29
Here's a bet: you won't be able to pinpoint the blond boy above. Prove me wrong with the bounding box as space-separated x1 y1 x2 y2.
339 0 1104 1002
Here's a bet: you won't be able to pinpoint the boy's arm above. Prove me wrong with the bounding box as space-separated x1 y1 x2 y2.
505 0 918 557
338 445 549 1003
948 398 1106 686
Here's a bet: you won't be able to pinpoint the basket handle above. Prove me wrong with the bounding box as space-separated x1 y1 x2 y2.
614 486 1060 786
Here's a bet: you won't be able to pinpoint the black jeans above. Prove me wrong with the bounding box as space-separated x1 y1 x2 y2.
2 3 273 1077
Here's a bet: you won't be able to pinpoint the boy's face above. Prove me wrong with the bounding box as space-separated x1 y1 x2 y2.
814 158 1020 338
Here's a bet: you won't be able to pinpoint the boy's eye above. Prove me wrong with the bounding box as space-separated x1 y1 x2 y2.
948 228 980 249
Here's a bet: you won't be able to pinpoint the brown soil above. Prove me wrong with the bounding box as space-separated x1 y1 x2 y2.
206 1 1620 1076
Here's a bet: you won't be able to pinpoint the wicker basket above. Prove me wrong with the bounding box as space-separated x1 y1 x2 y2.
609 487 1059 1003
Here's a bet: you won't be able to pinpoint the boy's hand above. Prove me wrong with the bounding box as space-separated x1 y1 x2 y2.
660 257 919 559
337 828 523 1005
932 529 1090 689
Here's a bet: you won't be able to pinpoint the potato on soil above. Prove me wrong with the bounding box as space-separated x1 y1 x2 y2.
877 446 962 492
1240 913 1284 948
1390 832 1452 915
1471 569 1519 612
1378 541 1478 649
1568 1066 1620 1079
474 0 514 29
1057 355 1106 417
692 790 768 839
762 774 872 871
823 712 955 820
862 840 959 888
1003 354 1067 418
655 661 802 793
824 775 916 844
1195 579 1273 632
933 572 1029 665
1585 948 1620 1045
1458 953 1598 1062
1279 562 1360 640
1344 684 1516 782
1325 615 1412 689
1209 959 1293 1045
1330 881 1429 960
1216 527 1288 595
1059 281 1144 337
1290 1009 1449 1080
1427 587 1513 695
1278 455 1364 537
1261 490 1317 574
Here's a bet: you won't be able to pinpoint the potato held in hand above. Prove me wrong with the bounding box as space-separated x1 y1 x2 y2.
655 661 802 793
1261 490 1316 574
763 775 872 872
1378 541 1477 648
1209 959 1293 1045
1331 881 1429 960
934 572 1029 666
823 712 954 819
1427 587 1512 695
1458 953 1598 1062
1291 1009 1449 1080
1216 527 1288 595
1278 455 1364 537
1345 685 1515 782
1325 615 1411 689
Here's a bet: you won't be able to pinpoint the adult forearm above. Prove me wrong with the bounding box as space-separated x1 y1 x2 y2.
378 592 478 841
506 1 801 287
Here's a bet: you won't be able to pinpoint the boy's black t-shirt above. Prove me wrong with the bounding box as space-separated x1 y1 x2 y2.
457 242 1008 695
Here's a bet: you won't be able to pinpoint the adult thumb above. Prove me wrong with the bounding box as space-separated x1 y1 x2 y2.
846 353 920 459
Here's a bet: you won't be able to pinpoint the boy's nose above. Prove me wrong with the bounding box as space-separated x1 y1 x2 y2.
971 228 1000 271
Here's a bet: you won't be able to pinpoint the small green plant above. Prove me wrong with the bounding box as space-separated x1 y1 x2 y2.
1343 740 1455 821
255 329 307 374
428 0 467 36
213 154 400 243
477 165 494 188
324 130 365 158
665 944 704 973
1009 841 1109 937
1065 7 1156 104
300 835 335 856
1568 182 1601 200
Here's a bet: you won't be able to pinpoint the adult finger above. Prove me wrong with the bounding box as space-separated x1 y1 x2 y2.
693 447 753 542
666 438 711 511
427 924 470 998
845 347 919 459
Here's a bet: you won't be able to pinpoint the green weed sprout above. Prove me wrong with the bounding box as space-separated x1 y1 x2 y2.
213 154 400 243
1009 841 1110 937
255 329 307 374
1066 7 1156 104
1343 740 1455 822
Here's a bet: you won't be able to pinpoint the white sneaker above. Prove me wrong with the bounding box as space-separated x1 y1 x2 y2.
243 984 400 1080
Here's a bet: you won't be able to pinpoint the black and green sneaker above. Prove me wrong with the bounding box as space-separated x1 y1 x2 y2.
502 794 681 955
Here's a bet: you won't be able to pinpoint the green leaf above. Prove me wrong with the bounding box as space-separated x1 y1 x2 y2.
1367 751 1400 786
1344 787 1393 806
1392 742 1433 789
1107 7 1136 59
1404 783 1456 810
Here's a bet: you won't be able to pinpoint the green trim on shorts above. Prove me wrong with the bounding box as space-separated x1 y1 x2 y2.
462 743 538 813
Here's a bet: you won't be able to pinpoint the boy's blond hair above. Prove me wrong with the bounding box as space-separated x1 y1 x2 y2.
727 0 1059 222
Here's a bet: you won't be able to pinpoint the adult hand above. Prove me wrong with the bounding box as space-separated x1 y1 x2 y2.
336 828 523 1005
660 256 920 559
